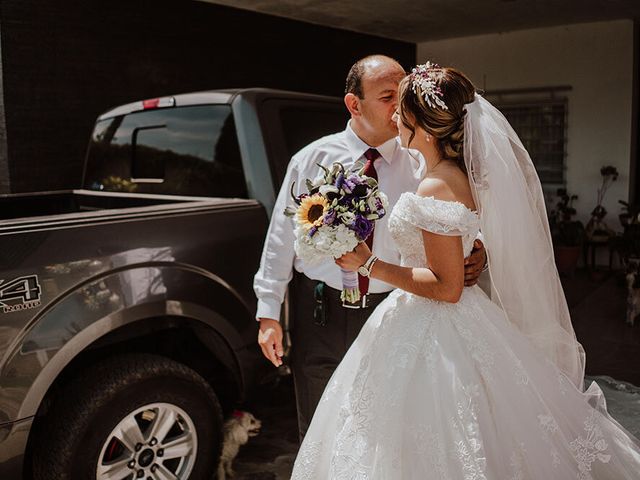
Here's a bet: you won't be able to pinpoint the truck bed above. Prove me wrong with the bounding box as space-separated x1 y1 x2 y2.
0 189 254 226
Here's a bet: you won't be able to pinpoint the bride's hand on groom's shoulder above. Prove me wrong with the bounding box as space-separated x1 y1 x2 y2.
258 318 284 367
464 239 487 286
335 242 372 272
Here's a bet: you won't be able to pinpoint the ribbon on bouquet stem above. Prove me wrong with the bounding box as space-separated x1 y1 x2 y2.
340 268 360 304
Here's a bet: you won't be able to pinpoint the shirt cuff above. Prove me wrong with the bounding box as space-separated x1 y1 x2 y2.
256 297 282 322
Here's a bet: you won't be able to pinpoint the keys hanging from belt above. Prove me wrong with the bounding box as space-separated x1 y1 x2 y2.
313 282 327 326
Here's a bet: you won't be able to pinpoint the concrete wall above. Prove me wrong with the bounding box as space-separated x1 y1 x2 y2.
418 20 635 227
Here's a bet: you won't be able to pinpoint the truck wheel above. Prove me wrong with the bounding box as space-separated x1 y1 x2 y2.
32 353 223 480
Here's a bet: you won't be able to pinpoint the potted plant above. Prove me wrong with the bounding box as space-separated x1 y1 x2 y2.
616 200 640 264
585 165 618 242
551 188 585 275
619 200 640 228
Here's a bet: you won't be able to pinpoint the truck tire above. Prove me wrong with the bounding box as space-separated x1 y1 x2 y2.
32 353 223 480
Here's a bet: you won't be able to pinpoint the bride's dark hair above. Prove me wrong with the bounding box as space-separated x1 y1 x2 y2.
398 65 476 173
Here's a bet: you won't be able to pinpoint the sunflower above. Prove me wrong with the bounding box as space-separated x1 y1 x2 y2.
297 194 328 229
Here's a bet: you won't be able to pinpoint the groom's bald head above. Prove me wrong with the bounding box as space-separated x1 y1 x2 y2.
345 55 405 99
344 55 406 146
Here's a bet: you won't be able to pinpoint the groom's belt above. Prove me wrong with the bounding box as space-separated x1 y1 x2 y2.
323 282 390 309
294 272 390 318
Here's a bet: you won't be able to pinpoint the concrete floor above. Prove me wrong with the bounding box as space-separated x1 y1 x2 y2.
231 374 298 480
565 269 640 385
231 268 640 479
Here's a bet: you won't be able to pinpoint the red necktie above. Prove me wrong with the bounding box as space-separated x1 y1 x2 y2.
359 148 380 296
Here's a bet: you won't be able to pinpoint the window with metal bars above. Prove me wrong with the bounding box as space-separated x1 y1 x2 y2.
486 88 569 186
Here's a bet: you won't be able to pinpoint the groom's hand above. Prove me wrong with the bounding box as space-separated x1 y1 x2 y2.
258 318 284 367
464 239 486 286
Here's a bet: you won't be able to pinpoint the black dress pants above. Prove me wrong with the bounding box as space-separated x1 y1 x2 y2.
289 272 389 443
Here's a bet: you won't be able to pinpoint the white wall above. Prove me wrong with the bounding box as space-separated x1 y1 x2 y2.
418 20 634 227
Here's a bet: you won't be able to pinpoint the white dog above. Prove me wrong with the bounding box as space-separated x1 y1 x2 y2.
217 410 262 479
626 262 640 327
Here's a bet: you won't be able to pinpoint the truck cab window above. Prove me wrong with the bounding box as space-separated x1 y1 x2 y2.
84 105 247 198
258 99 347 188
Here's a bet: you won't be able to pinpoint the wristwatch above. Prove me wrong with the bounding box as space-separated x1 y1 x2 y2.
357 255 379 277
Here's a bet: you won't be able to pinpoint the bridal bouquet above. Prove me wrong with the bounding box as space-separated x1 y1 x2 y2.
285 162 388 303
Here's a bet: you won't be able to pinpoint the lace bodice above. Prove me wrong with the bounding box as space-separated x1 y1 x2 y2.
388 192 480 268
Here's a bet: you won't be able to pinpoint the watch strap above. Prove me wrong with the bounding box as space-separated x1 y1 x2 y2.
361 254 378 276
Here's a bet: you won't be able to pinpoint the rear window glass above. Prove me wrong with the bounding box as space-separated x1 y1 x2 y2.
258 99 348 188
279 106 348 163
84 105 247 198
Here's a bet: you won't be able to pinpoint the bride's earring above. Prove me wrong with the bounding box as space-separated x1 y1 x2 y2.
425 134 431 142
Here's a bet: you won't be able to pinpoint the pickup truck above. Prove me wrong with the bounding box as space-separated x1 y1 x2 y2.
0 89 347 479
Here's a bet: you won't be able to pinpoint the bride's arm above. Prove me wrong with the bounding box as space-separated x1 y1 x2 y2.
337 232 464 303
338 175 471 303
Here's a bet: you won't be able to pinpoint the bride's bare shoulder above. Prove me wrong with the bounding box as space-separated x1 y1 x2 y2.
416 176 453 200
416 167 475 210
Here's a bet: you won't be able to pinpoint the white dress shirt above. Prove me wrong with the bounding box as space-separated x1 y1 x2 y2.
253 121 424 321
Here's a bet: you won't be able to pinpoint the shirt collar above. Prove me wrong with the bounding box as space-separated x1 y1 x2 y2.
345 120 396 165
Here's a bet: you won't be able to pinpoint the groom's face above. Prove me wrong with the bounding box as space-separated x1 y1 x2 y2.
359 64 406 141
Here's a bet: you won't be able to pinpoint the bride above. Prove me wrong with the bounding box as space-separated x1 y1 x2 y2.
289 62 640 479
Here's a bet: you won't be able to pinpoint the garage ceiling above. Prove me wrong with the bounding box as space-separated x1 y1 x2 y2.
199 0 640 42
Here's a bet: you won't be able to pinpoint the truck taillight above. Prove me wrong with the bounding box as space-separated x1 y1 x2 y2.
141 97 175 110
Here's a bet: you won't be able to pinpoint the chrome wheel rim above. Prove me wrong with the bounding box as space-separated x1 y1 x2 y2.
96 402 198 480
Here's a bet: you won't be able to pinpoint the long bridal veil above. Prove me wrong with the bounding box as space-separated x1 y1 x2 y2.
463 93 586 391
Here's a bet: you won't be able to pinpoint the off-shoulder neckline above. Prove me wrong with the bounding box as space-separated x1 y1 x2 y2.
402 191 478 216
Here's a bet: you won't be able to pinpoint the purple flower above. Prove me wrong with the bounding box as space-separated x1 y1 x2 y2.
338 195 353 207
308 226 318 237
342 178 356 194
352 215 374 240
323 210 336 225
335 173 345 189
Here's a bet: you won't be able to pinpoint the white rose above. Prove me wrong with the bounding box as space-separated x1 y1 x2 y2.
319 184 339 196
340 211 356 225
378 192 389 210
367 195 378 212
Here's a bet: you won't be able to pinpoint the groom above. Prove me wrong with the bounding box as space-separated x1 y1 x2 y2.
254 55 486 442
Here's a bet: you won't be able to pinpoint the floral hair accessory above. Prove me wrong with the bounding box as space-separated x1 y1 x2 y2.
410 61 448 111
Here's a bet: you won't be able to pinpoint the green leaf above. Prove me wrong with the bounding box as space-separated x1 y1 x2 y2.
305 178 315 191
316 163 329 175
290 181 300 204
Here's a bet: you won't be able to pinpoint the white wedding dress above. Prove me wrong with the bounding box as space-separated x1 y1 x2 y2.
290 192 640 479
